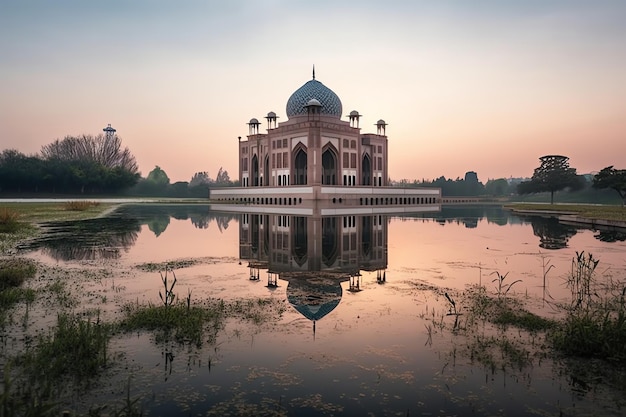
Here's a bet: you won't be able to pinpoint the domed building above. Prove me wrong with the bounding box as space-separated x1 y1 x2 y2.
210 68 441 210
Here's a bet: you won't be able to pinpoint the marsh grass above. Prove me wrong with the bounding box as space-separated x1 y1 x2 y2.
19 313 112 382
121 302 218 347
0 207 22 233
468 290 555 332
551 252 626 362
63 200 100 211
0 258 36 290
0 364 57 417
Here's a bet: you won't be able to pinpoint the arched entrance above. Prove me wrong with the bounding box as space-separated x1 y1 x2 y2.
251 155 259 187
362 154 371 186
322 148 337 185
294 148 307 185
264 155 270 187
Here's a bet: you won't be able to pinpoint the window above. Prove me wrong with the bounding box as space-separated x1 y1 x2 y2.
351 140 356 149
343 139 349 148
283 152 288 168
350 153 356 168
283 139 288 147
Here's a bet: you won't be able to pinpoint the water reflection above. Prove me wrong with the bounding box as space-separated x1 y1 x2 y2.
239 214 388 323
18 204 235 261
530 216 578 250
405 205 528 228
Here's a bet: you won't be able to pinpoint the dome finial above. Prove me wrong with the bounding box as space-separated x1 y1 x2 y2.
312 65 315 80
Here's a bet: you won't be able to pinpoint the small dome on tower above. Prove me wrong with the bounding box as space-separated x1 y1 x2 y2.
377 119 386 125
249 118 260 124
306 98 322 106
267 111 276 118
349 110 359 117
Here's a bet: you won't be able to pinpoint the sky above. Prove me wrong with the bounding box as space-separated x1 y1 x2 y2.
1 0 625 183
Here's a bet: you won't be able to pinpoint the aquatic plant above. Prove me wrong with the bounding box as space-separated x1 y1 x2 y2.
491 271 522 299
552 252 626 362
0 364 57 417
158 268 177 307
19 313 112 381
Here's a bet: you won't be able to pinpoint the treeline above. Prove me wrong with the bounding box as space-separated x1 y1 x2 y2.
0 133 139 194
0 132 239 197
395 171 513 197
124 166 239 198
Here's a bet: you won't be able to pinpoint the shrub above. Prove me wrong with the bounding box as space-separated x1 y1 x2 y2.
0 207 21 233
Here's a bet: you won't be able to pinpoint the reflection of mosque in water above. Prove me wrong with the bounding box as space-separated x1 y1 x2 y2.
239 214 388 322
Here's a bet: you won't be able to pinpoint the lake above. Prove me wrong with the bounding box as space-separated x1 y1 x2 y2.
10 204 626 416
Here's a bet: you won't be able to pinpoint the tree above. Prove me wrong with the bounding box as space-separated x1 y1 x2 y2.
517 155 583 204
189 171 211 187
485 178 510 197
146 166 170 186
41 134 138 174
215 167 231 185
593 166 626 206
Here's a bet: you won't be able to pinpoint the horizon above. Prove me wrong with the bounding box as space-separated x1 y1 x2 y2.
1 1 625 184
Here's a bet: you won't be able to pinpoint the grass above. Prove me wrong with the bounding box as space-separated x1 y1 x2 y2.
0 202 115 224
0 258 36 290
550 252 626 362
467 290 555 332
0 207 22 233
19 313 112 381
505 203 626 222
120 301 219 347
63 200 100 211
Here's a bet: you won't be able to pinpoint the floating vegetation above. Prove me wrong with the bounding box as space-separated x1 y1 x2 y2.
136 259 200 272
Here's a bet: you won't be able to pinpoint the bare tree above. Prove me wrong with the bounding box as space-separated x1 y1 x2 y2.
41 134 138 174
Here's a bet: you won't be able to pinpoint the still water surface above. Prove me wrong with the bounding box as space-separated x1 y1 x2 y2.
17 204 626 416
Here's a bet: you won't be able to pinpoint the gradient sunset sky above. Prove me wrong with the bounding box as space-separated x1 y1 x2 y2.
1 1 625 183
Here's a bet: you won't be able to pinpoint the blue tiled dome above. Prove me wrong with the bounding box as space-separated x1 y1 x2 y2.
286 79 343 119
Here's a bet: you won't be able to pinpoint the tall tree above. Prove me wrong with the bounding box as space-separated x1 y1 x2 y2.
593 166 626 206
517 155 583 204
146 166 170 186
41 134 138 174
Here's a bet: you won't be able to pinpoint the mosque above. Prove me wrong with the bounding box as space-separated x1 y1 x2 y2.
210 68 440 212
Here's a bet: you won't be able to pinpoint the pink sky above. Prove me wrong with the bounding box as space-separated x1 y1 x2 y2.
1 1 625 184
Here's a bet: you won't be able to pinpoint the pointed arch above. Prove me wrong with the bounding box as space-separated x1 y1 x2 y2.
293 144 308 185
322 144 338 185
362 153 372 186
264 155 270 187
251 155 259 187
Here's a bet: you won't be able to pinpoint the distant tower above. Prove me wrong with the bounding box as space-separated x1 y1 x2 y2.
348 110 361 128
103 123 116 139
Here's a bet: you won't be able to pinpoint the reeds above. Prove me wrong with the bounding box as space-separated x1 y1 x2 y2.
0 207 21 233
19 313 112 381
63 200 100 211
551 252 626 362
